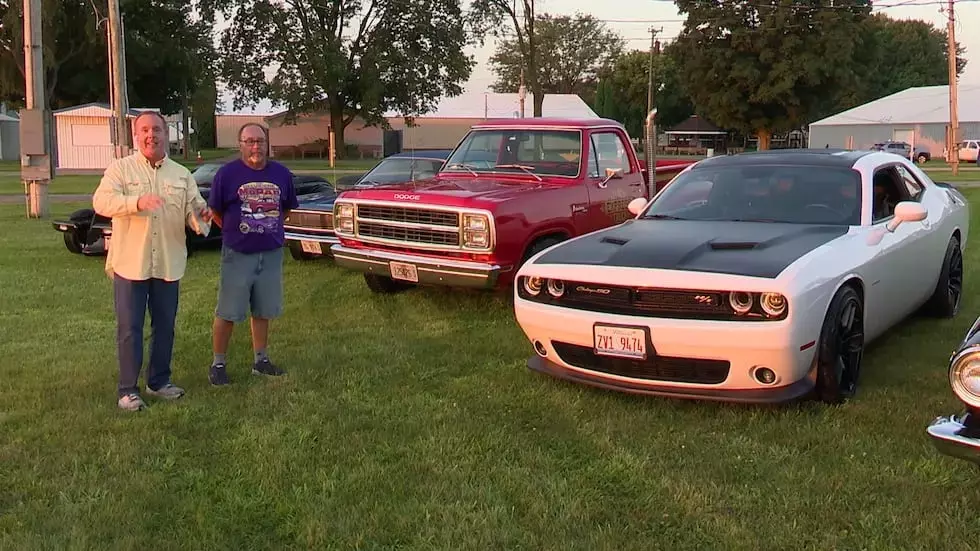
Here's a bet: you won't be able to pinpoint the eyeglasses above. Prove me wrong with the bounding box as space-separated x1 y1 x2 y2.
240 139 267 146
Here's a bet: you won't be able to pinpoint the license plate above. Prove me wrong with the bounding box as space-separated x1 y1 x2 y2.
389 261 419 283
594 324 647 359
300 240 322 254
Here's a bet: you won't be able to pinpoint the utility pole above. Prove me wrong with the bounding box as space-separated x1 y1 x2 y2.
519 66 526 118
646 27 661 113
947 0 959 175
108 0 131 157
19 0 52 219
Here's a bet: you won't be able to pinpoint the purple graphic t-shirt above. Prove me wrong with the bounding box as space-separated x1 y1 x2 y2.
209 159 299 254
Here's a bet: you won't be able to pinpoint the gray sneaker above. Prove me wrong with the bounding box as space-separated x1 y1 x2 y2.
145 383 185 400
118 393 146 411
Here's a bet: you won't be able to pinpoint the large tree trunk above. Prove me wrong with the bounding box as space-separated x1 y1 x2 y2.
330 105 346 160
756 129 772 151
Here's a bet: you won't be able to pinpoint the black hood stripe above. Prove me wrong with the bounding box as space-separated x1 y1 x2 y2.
534 220 849 279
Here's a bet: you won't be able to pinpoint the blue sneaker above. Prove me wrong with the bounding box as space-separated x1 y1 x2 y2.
209 363 230 386
252 358 285 376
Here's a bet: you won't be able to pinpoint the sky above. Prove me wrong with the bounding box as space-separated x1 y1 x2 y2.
218 0 979 115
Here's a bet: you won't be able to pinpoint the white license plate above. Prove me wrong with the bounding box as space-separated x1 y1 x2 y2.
389 261 419 283
594 324 647 359
300 240 322 254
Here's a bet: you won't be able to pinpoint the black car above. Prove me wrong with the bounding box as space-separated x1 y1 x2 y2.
53 174 334 256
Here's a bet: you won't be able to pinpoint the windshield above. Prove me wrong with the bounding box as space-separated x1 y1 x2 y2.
359 157 445 185
643 164 862 225
443 129 582 177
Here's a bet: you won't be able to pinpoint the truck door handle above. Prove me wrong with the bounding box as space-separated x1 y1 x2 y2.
629 182 642 187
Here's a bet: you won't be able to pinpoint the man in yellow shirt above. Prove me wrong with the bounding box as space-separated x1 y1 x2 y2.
93 110 212 411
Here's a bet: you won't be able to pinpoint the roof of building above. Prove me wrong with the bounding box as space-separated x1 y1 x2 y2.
810 84 980 126
693 148 874 169
387 92 599 119
665 115 725 134
52 102 162 117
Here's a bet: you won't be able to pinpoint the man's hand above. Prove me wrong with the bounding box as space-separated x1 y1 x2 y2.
137 193 165 211
198 206 213 223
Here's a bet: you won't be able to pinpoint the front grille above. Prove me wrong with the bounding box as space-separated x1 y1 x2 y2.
552 342 730 384
352 204 466 249
358 205 458 227
357 221 460 246
559 284 731 318
285 211 333 230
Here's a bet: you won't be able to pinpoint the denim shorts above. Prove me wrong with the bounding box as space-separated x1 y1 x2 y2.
215 245 284 322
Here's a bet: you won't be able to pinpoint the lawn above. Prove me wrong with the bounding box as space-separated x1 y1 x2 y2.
2 196 980 549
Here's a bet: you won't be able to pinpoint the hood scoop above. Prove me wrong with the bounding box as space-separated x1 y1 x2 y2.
709 240 761 250
601 236 630 246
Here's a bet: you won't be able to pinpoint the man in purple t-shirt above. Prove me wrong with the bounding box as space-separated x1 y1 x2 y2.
207 123 299 385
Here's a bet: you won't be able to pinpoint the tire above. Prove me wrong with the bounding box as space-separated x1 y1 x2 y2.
924 236 963 318
364 273 413 294
63 230 84 254
916 154 928 164
814 285 865 404
520 236 565 267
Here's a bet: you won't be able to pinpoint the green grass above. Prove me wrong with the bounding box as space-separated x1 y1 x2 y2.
3 197 980 549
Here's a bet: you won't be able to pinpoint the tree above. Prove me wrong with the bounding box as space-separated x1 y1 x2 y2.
0 0 213 116
673 0 872 150
593 46 694 139
205 0 474 157
468 0 543 116
853 13 967 105
487 13 624 107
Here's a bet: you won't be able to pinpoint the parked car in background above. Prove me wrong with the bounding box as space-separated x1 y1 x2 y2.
958 139 980 163
191 162 224 187
513 149 968 404
330 118 695 293
53 174 333 257
283 150 452 260
927 314 980 467
871 141 930 164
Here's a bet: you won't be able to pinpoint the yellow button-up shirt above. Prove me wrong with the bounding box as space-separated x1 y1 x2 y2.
92 151 210 282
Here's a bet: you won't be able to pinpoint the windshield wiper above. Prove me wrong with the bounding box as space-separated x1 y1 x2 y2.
495 164 543 181
445 163 479 176
642 214 687 220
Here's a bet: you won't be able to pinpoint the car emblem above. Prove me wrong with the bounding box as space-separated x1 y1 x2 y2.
694 295 713 303
576 286 611 295
394 194 421 200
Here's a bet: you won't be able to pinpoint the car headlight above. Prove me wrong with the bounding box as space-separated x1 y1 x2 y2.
462 213 491 249
760 292 787 317
522 276 543 296
334 203 355 234
950 347 980 408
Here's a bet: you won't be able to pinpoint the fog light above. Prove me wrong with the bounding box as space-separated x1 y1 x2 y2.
754 367 777 385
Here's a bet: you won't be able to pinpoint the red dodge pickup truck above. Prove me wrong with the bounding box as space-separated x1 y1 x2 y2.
330 118 695 293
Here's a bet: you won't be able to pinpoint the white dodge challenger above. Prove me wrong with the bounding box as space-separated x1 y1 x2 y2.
513 149 970 404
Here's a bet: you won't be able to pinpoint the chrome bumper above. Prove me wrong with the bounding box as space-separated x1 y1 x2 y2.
927 413 980 465
285 231 339 256
330 244 502 288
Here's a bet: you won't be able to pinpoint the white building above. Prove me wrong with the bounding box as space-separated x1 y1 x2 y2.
808 84 980 158
53 103 184 170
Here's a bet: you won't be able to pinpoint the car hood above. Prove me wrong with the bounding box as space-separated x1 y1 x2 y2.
338 176 561 208
533 219 850 279
295 191 339 210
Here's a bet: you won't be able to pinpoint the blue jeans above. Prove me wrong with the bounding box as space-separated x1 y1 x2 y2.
113 274 179 397
215 245 284 322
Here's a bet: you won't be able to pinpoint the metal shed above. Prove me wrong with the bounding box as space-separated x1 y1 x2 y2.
808 84 980 159
0 112 19 161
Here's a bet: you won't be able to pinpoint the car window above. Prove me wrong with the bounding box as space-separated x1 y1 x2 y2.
894 165 924 201
588 131 633 177
871 167 907 222
444 129 582 177
642 164 862 225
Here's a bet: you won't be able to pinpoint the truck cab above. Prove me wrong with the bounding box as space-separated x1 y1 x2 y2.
330 118 695 293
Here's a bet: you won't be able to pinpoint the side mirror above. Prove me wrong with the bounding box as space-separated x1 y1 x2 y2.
628 197 649 216
885 201 927 232
605 167 623 180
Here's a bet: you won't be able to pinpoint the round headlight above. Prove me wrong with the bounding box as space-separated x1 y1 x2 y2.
547 279 564 298
523 276 543 296
729 291 753 314
950 348 980 408
760 292 787 317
